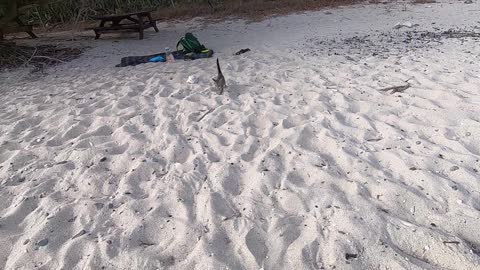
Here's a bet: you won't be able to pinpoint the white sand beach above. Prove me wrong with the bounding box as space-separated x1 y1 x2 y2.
1 1 480 269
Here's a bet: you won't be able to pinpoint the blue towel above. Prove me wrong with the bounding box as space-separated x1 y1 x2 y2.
149 56 165 62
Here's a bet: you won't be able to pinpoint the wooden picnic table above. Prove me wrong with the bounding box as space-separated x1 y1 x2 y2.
91 11 158 40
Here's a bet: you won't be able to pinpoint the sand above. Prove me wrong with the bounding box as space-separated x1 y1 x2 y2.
1 1 480 269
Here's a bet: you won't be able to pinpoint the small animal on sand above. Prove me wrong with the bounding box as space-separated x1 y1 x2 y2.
212 58 226 94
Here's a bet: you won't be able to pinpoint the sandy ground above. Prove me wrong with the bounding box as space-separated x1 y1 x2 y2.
1 1 480 269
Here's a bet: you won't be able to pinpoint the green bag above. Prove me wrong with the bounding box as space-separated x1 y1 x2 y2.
176 33 207 54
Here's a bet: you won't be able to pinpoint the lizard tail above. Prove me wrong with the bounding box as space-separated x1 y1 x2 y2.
216 58 223 76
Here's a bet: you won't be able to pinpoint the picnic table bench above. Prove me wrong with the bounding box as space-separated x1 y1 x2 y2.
91 11 158 40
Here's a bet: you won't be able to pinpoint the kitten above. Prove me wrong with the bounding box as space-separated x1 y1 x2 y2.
212 58 226 94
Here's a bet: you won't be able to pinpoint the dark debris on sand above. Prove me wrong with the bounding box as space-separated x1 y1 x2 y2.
0 42 84 72
303 28 480 59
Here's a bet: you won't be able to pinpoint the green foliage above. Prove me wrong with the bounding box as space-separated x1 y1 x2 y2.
2 0 345 28
4 0 216 26
23 0 162 25
0 0 47 23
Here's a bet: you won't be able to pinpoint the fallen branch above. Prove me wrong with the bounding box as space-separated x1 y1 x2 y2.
32 55 66 63
1 43 84 72
24 47 38 66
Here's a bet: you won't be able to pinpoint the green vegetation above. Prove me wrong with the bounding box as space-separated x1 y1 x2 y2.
1 0 359 30
20 0 173 25
1 0 214 27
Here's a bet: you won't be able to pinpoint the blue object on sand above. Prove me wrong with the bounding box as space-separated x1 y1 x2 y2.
149 55 165 62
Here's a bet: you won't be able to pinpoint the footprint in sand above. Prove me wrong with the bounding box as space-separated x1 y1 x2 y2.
245 228 268 267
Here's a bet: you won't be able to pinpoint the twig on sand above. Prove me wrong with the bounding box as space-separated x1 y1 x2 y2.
197 108 215 122
24 47 38 66
139 240 156 247
222 212 242 221
443 240 460 245
379 83 411 94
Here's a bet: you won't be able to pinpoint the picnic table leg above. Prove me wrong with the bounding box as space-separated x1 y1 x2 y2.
26 30 38 39
94 19 106 39
15 17 37 39
137 15 145 40
147 14 159 32
112 18 121 26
